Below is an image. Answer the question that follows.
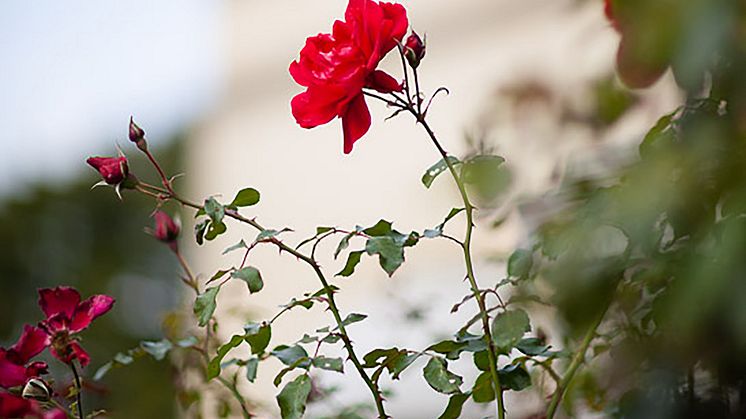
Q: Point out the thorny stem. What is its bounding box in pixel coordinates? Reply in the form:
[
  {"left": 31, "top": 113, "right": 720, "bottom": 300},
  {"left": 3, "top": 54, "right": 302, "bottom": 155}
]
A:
[
  {"left": 418, "top": 115, "right": 506, "bottom": 419},
  {"left": 377, "top": 59, "right": 506, "bottom": 418},
  {"left": 137, "top": 156, "right": 389, "bottom": 418},
  {"left": 545, "top": 308, "right": 607, "bottom": 419},
  {"left": 70, "top": 361, "right": 84, "bottom": 419},
  {"left": 174, "top": 244, "right": 252, "bottom": 419}
]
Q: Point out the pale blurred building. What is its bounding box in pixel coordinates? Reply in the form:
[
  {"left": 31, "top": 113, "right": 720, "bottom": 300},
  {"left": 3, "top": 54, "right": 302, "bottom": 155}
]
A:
[{"left": 185, "top": 0, "right": 679, "bottom": 417}]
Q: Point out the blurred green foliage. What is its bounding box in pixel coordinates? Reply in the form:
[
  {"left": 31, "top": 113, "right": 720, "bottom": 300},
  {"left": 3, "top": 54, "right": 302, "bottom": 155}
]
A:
[
  {"left": 0, "top": 140, "right": 185, "bottom": 418},
  {"left": 504, "top": 0, "right": 746, "bottom": 417}
]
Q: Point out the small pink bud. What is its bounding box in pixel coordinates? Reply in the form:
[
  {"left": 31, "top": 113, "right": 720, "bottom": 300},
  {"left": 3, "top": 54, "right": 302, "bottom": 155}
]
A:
[
  {"left": 86, "top": 156, "right": 129, "bottom": 185},
  {"left": 404, "top": 31, "right": 426, "bottom": 69},
  {"left": 153, "top": 211, "right": 180, "bottom": 245},
  {"left": 128, "top": 117, "right": 147, "bottom": 151}
]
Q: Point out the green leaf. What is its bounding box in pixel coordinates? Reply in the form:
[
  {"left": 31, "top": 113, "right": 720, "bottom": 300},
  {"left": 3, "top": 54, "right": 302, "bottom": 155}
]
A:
[
  {"left": 422, "top": 156, "right": 461, "bottom": 188},
  {"left": 515, "top": 337, "right": 550, "bottom": 356},
  {"left": 428, "top": 340, "right": 468, "bottom": 360},
  {"left": 491, "top": 309, "right": 530, "bottom": 352},
  {"left": 363, "top": 348, "right": 400, "bottom": 368},
  {"left": 204, "top": 197, "right": 225, "bottom": 224},
  {"left": 140, "top": 339, "right": 173, "bottom": 361},
  {"left": 438, "top": 393, "right": 470, "bottom": 419},
  {"left": 272, "top": 345, "right": 310, "bottom": 367},
  {"left": 498, "top": 364, "right": 531, "bottom": 391},
  {"left": 230, "top": 188, "right": 260, "bottom": 207},
  {"left": 363, "top": 219, "right": 393, "bottom": 236},
  {"left": 312, "top": 356, "right": 344, "bottom": 373},
  {"left": 223, "top": 240, "right": 247, "bottom": 255},
  {"left": 277, "top": 374, "right": 311, "bottom": 419},
  {"left": 205, "top": 221, "right": 227, "bottom": 241},
  {"left": 194, "top": 287, "right": 220, "bottom": 327},
  {"left": 507, "top": 249, "right": 533, "bottom": 279},
  {"left": 232, "top": 267, "right": 263, "bottom": 294},
  {"left": 334, "top": 232, "right": 355, "bottom": 259},
  {"left": 365, "top": 236, "right": 404, "bottom": 276},
  {"left": 244, "top": 322, "right": 272, "bottom": 355},
  {"left": 336, "top": 251, "right": 363, "bottom": 277},
  {"left": 471, "top": 371, "right": 495, "bottom": 403},
  {"left": 472, "top": 350, "right": 491, "bottom": 372},
  {"left": 245, "top": 358, "right": 259, "bottom": 383},
  {"left": 640, "top": 109, "right": 678, "bottom": 159},
  {"left": 256, "top": 228, "right": 291, "bottom": 242},
  {"left": 206, "top": 269, "right": 232, "bottom": 285},
  {"left": 339, "top": 313, "right": 367, "bottom": 328},
  {"left": 316, "top": 226, "right": 333, "bottom": 235},
  {"left": 423, "top": 357, "right": 463, "bottom": 395},
  {"left": 194, "top": 219, "right": 209, "bottom": 245},
  {"left": 389, "top": 353, "right": 418, "bottom": 379},
  {"left": 207, "top": 334, "right": 246, "bottom": 380}
]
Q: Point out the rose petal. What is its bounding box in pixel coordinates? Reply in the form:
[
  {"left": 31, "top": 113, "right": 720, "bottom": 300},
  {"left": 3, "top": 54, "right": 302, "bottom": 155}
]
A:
[
  {"left": 366, "top": 70, "right": 403, "bottom": 93},
  {"left": 69, "top": 295, "right": 115, "bottom": 333},
  {"left": 38, "top": 287, "right": 81, "bottom": 319},
  {"left": 291, "top": 87, "right": 347, "bottom": 129},
  {"left": 50, "top": 341, "right": 90, "bottom": 367},
  {"left": 342, "top": 94, "right": 372, "bottom": 154},
  {"left": 0, "top": 392, "right": 36, "bottom": 418},
  {"left": 10, "top": 326, "right": 50, "bottom": 364},
  {"left": 0, "top": 351, "right": 28, "bottom": 388}
]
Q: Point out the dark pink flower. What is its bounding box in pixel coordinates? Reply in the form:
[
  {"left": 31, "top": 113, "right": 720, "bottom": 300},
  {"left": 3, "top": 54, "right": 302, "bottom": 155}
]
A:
[
  {"left": 0, "top": 392, "right": 36, "bottom": 418},
  {"left": 0, "top": 326, "right": 50, "bottom": 389},
  {"left": 37, "top": 287, "right": 115, "bottom": 367},
  {"left": 0, "top": 391, "right": 64, "bottom": 419},
  {"left": 86, "top": 156, "right": 129, "bottom": 185},
  {"left": 153, "top": 211, "right": 180, "bottom": 245},
  {"left": 290, "top": 0, "right": 408, "bottom": 154}
]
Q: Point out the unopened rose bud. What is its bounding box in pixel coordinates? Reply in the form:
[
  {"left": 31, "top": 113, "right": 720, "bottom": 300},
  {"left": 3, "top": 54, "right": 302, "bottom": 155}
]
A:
[
  {"left": 128, "top": 117, "right": 147, "bottom": 151},
  {"left": 86, "top": 156, "right": 129, "bottom": 185},
  {"left": 404, "top": 31, "right": 426, "bottom": 69},
  {"left": 154, "top": 211, "right": 180, "bottom": 249},
  {"left": 22, "top": 378, "right": 51, "bottom": 402}
]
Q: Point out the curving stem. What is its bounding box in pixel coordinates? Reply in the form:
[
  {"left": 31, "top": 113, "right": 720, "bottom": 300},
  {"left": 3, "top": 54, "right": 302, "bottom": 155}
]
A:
[{"left": 70, "top": 361, "right": 84, "bottom": 419}]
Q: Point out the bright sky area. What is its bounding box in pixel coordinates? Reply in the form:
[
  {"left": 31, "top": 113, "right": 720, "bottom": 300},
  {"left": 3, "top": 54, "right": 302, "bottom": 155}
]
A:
[{"left": 0, "top": 1, "right": 222, "bottom": 196}]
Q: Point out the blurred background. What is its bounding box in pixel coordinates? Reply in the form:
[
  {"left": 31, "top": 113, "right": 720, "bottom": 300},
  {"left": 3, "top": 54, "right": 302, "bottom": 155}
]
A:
[{"left": 6, "top": 0, "right": 737, "bottom": 418}]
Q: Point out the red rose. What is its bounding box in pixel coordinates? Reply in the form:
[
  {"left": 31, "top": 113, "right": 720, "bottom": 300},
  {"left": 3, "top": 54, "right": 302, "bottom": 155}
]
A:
[
  {"left": 153, "top": 211, "right": 180, "bottom": 247},
  {"left": 86, "top": 156, "right": 129, "bottom": 185},
  {"left": 290, "top": 0, "right": 408, "bottom": 154},
  {"left": 37, "top": 287, "right": 115, "bottom": 367}
]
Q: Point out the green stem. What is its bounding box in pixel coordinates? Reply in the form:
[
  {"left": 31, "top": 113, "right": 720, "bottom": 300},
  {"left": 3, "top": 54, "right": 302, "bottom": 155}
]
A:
[
  {"left": 417, "top": 116, "right": 506, "bottom": 419},
  {"left": 136, "top": 186, "right": 389, "bottom": 417},
  {"left": 546, "top": 308, "right": 607, "bottom": 419},
  {"left": 70, "top": 361, "right": 84, "bottom": 419},
  {"left": 218, "top": 376, "right": 252, "bottom": 419}
]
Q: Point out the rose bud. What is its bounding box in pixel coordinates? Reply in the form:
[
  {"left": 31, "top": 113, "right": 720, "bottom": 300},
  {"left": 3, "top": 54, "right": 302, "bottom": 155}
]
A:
[
  {"left": 153, "top": 211, "right": 180, "bottom": 250},
  {"left": 404, "top": 31, "right": 426, "bottom": 69},
  {"left": 22, "top": 378, "right": 51, "bottom": 402},
  {"left": 86, "top": 156, "right": 129, "bottom": 185},
  {"left": 128, "top": 116, "right": 147, "bottom": 151}
]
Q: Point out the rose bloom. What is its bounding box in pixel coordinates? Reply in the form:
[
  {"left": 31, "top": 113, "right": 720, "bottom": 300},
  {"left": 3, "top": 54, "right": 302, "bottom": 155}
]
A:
[
  {"left": 0, "top": 326, "right": 49, "bottom": 389},
  {"left": 0, "top": 393, "right": 65, "bottom": 419},
  {"left": 153, "top": 211, "right": 180, "bottom": 244},
  {"left": 37, "top": 287, "right": 115, "bottom": 367},
  {"left": 290, "top": 0, "right": 408, "bottom": 153},
  {"left": 86, "top": 156, "right": 129, "bottom": 185}
]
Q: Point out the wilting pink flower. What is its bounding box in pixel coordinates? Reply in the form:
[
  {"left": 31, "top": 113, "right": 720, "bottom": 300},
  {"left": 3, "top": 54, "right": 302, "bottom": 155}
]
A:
[
  {"left": 0, "top": 392, "right": 36, "bottom": 418},
  {"left": 86, "top": 156, "right": 129, "bottom": 185},
  {"left": 404, "top": 31, "right": 425, "bottom": 68},
  {"left": 0, "top": 392, "right": 65, "bottom": 419},
  {"left": 37, "top": 287, "right": 115, "bottom": 367},
  {"left": 0, "top": 326, "right": 50, "bottom": 389},
  {"left": 153, "top": 211, "right": 180, "bottom": 245},
  {"left": 290, "top": 0, "right": 408, "bottom": 154}
]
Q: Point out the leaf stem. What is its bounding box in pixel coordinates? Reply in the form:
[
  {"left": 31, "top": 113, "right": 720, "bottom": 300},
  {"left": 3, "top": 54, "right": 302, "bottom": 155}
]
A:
[
  {"left": 136, "top": 152, "right": 389, "bottom": 418},
  {"left": 545, "top": 308, "right": 607, "bottom": 419},
  {"left": 385, "top": 64, "right": 506, "bottom": 417},
  {"left": 70, "top": 361, "right": 84, "bottom": 419}
]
